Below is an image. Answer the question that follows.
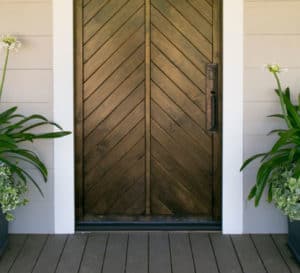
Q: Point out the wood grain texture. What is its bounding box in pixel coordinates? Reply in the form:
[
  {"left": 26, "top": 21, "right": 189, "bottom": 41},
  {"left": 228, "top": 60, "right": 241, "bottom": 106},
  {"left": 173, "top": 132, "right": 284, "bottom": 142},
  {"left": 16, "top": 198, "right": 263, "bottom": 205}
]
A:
[
  {"left": 81, "top": 0, "right": 146, "bottom": 216},
  {"left": 75, "top": 0, "right": 221, "bottom": 221}
]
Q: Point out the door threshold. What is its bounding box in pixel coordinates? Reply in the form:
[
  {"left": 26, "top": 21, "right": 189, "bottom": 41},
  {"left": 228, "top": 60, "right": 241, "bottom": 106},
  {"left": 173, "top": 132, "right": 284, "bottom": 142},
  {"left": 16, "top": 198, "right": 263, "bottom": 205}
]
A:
[{"left": 76, "top": 217, "right": 221, "bottom": 231}]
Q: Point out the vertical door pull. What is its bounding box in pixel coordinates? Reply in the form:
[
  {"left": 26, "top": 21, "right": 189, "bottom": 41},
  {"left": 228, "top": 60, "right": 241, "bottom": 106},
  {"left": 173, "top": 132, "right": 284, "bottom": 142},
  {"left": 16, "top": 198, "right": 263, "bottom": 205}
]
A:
[{"left": 206, "top": 64, "right": 218, "bottom": 132}]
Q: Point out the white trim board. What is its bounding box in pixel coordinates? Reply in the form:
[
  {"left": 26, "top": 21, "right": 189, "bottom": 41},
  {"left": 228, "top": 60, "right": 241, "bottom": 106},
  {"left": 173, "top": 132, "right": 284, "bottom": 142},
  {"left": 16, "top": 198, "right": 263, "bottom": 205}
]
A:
[
  {"left": 53, "top": 0, "right": 75, "bottom": 234},
  {"left": 52, "top": 0, "right": 244, "bottom": 234},
  {"left": 222, "top": 0, "right": 244, "bottom": 234}
]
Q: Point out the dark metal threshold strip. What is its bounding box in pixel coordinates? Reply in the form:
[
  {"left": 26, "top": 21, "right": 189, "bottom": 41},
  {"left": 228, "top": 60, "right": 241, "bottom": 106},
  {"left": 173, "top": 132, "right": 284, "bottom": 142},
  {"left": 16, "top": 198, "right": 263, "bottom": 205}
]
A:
[{"left": 76, "top": 220, "right": 221, "bottom": 231}]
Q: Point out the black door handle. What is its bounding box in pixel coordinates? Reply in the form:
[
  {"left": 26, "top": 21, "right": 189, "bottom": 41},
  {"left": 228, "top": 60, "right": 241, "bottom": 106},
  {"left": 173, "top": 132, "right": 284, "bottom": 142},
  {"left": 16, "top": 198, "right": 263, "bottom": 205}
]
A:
[{"left": 206, "top": 64, "right": 218, "bottom": 132}]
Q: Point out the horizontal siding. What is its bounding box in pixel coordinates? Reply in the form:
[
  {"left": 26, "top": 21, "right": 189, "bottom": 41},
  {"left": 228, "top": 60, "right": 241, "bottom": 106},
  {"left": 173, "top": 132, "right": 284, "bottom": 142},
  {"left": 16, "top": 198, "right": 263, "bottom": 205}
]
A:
[
  {"left": 0, "top": 0, "right": 54, "bottom": 233},
  {"left": 245, "top": 1, "right": 300, "bottom": 34},
  {"left": 0, "top": 2, "right": 52, "bottom": 35},
  {"left": 243, "top": 0, "right": 300, "bottom": 233},
  {"left": 9, "top": 202, "right": 54, "bottom": 233},
  {"left": 244, "top": 68, "right": 300, "bottom": 102},
  {"left": 245, "top": 35, "right": 300, "bottom": 68},
  {"left": 244, "top": 102, "right": 285, "bottom": 135},
  {"left": 2, "top": 70, "right": 52, "bottom": 103},
  {"left": 5, "top": 37, "right": 52, "bottom": 69}
]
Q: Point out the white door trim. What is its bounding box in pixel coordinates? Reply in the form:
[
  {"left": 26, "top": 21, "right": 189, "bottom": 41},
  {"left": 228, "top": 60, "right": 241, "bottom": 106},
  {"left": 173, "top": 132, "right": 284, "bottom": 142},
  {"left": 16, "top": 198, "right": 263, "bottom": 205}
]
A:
[
  {"left": 222, "top": 0, "right": 244, "bottom": 234},
  {"left": 52, "top": 0, "right": 244, "bottom": 234},
  {"left": 53, "top": 0, "right": 75, "bottom": 233}
]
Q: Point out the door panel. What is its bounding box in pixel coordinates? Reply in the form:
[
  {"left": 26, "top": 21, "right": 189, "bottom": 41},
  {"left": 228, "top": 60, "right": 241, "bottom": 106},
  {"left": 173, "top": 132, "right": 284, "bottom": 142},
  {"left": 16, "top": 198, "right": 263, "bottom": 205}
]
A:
[
  {"left": 80, "top": 0, "right": 146, "bottom": 216},
  {"left": 75, "top": 0, "right": 221, "bottom": 221},
  {"left": 150, "top": 0, "right": 213, "bottom": 216}
]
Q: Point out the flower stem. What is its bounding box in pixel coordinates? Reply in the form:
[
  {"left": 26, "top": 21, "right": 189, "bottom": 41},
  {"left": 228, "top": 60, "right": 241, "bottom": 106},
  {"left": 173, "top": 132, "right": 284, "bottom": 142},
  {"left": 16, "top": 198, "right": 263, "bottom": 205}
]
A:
[
  {"left": 0, "top": 47, "right": 10, "bottom": 101},
  {"left": 272, "top": 71, "right": 292, "bottom": 128}
]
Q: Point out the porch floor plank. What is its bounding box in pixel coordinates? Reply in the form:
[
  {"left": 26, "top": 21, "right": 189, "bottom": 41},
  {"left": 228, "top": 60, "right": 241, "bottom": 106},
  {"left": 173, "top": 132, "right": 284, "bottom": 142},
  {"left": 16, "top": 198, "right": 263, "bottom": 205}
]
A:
[
  {"left": 55, "top": 234, "right": 88, "bottom": 273},
  {"left": 189, "top": 233, "right": 219, "bottom": 273},
  {"left": 126, "top": 232, "right": 148, "bottom": 273},
  {"left": 101, "top": 233, "right": 128, "bottom": 273},
  {"left": 0, "top": 235, "right": 27, "bottom": 273},
  {"left": 8, "top": 234, "right": 48, "bottom": 273},
  {"left": 0, "top": 232, "right": 299, "bottom": 273},
  {"left": 210, "top": 233, "right": 243, "bottom": 273},
  {"left": 169, "top": 232, "right": 195, "bottom": 273},
  {"left": 149, "top": 231, "right": 172, "bottom": 273},
  {"left": 231, "top": 235, "right": 266, "bottom": 273},
  {"left": 272, "top": 234, "right": 300, "bottom": 273},
  {"left": 78, "top": 233, "right": 108, "bottom": 273},
  {"left": 32, "top": 235, "right": 67, "bottom": 273},
  {"left": 251, "top": 234, "right": 291, "bottom": 273}
]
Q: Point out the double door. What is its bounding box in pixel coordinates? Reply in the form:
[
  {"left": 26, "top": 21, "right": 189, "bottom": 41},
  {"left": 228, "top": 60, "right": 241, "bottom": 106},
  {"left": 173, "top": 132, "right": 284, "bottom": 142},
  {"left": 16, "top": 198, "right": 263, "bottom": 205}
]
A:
[{"left": 75, "top": 0, "right": 221, "bottom": 222}]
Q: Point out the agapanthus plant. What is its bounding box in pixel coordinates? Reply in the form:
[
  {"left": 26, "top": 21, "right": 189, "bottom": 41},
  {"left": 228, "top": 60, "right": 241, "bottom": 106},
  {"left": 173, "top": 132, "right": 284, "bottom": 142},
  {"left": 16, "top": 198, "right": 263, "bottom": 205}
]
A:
[
  {"left": 241, "top": 64, "right": 300, "bottom": 220},
  {"left": 0, "top": 35, "right": 70, "bottom": 221},
  {"left": 0, "top": 35, "right": 21, "bottom": 100}
]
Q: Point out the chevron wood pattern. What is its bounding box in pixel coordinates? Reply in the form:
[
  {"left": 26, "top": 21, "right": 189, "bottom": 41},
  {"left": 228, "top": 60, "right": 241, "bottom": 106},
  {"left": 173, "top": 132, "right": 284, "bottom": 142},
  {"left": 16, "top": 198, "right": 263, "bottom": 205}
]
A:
[
  {"left": 82, "top": 0, "right": 146, "bottom": 215},
  {"left": 75, "top": 0, "right": 221, "bottom": 221},
  {"left": 150, "top": 0, "right": 214, "bottom": 216}
]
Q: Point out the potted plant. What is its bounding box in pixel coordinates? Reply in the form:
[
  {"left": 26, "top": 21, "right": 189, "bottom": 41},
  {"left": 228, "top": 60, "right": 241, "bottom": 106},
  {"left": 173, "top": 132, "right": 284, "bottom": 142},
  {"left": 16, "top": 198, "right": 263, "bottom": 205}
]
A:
[
  {"left": 241, "top": 64, "right": 300, "bottom": 263},
  {"left": 0, "top": 35, "right": 70, "bottom": 255},
  {"left": 0, "top": 163, "right": 26, "bottom": 255}
]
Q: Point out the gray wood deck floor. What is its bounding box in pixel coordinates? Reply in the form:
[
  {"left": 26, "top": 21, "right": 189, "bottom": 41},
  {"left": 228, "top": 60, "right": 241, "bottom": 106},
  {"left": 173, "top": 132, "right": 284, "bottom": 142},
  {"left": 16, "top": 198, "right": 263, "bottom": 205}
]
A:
[{"left": 0, "top": 232, "right": 299, "bottom": 273}]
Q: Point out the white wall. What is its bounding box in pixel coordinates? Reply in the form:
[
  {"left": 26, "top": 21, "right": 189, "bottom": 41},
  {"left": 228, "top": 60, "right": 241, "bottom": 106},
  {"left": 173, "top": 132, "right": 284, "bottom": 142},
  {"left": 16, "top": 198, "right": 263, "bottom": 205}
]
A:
[
  {"left": 243, "top": 0, "right": 300, "bottom": 233},
  {"left": 0, "top": 0, "right": 54, "bottom": 233}
]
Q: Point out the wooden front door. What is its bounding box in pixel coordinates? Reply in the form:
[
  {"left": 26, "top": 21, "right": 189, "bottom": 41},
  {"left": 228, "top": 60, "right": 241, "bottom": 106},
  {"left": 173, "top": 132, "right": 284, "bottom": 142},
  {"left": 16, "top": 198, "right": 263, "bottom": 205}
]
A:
[{"left": 75, "top": 0, "right": 222, "bottom": 222}]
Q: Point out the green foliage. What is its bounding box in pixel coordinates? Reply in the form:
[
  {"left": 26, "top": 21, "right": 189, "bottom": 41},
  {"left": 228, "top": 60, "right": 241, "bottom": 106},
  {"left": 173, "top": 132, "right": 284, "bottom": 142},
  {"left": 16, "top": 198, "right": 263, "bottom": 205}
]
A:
[
  {"left": 0, "top": 106, "right": 71, "bottom": 201},
  {"left": 241, "top": 67, "right": 300, "bottom": 212},
  {"left": 270, "top": 164, "right": 300, "bottom": 220},
  {"left": 0, "top": 162, "right": 28, "bottom": 221},
  {"left": 0, "top": 35, "right": 71, "bottom": 221}
]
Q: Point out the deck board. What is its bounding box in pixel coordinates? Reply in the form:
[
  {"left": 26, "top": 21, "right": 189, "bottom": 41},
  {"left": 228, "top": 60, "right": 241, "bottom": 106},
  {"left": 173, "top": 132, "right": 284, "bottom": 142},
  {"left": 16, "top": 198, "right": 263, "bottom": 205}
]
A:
[
  {"left": 9, "top": 235, "right": 48, "bottom": 273},
  {"left": 78, "top": 233, "right": 108, "bottom": 273},
  {"left": 169, "top": 232, "right": 195, "bottom": 273},
  {"left": 0, "top": 232, "right": 299, "bottom": 273},
  {"left": 189, "top": 233, "right": 219, "bottom": 273},
  {"left": 252, "top": 234, "right": 291, "bottom": 273},
  {"left": 210, "top": 233, "right": 243, "bottom": 273},
  {"left": 231, "top": 235, "right": 266, "bottom": 273},
  {"left": 126, "top": 232, "right": 148, "bottom": 273},
  {"left": 32, "top": 235, "right": 67, "bottom": 273},
  {"left": 0, "top": 235, "right": 27, "bottom": 273},
  {"left": 149, "top": 232, "right": 172, "bottom": 273},
  {"left": 102, "top": 233, "right": 128, "bottom": 273},
  {"left": 55, "top": 234, "right": 88, "bottom": 273},
  {"left": 272, "top": 234, "right": 300, "bottom": 273}
]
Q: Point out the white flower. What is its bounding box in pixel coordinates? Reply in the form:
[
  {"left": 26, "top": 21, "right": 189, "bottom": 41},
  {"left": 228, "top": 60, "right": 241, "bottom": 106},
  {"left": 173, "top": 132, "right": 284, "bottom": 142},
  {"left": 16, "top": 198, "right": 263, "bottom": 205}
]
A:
[
  {"left": 0, "top": 35, "right": 21, "bottom": 52},
  {"left": 266, "top": 64, "right": 288, "bottom": 73}
]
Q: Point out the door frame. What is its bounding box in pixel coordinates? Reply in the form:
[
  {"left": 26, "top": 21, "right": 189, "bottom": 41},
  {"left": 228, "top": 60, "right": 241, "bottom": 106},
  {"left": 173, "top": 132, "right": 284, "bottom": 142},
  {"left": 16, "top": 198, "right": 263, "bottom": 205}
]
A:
[{"left": 52, "top": 0, "right": 244, "bottom": 234}]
